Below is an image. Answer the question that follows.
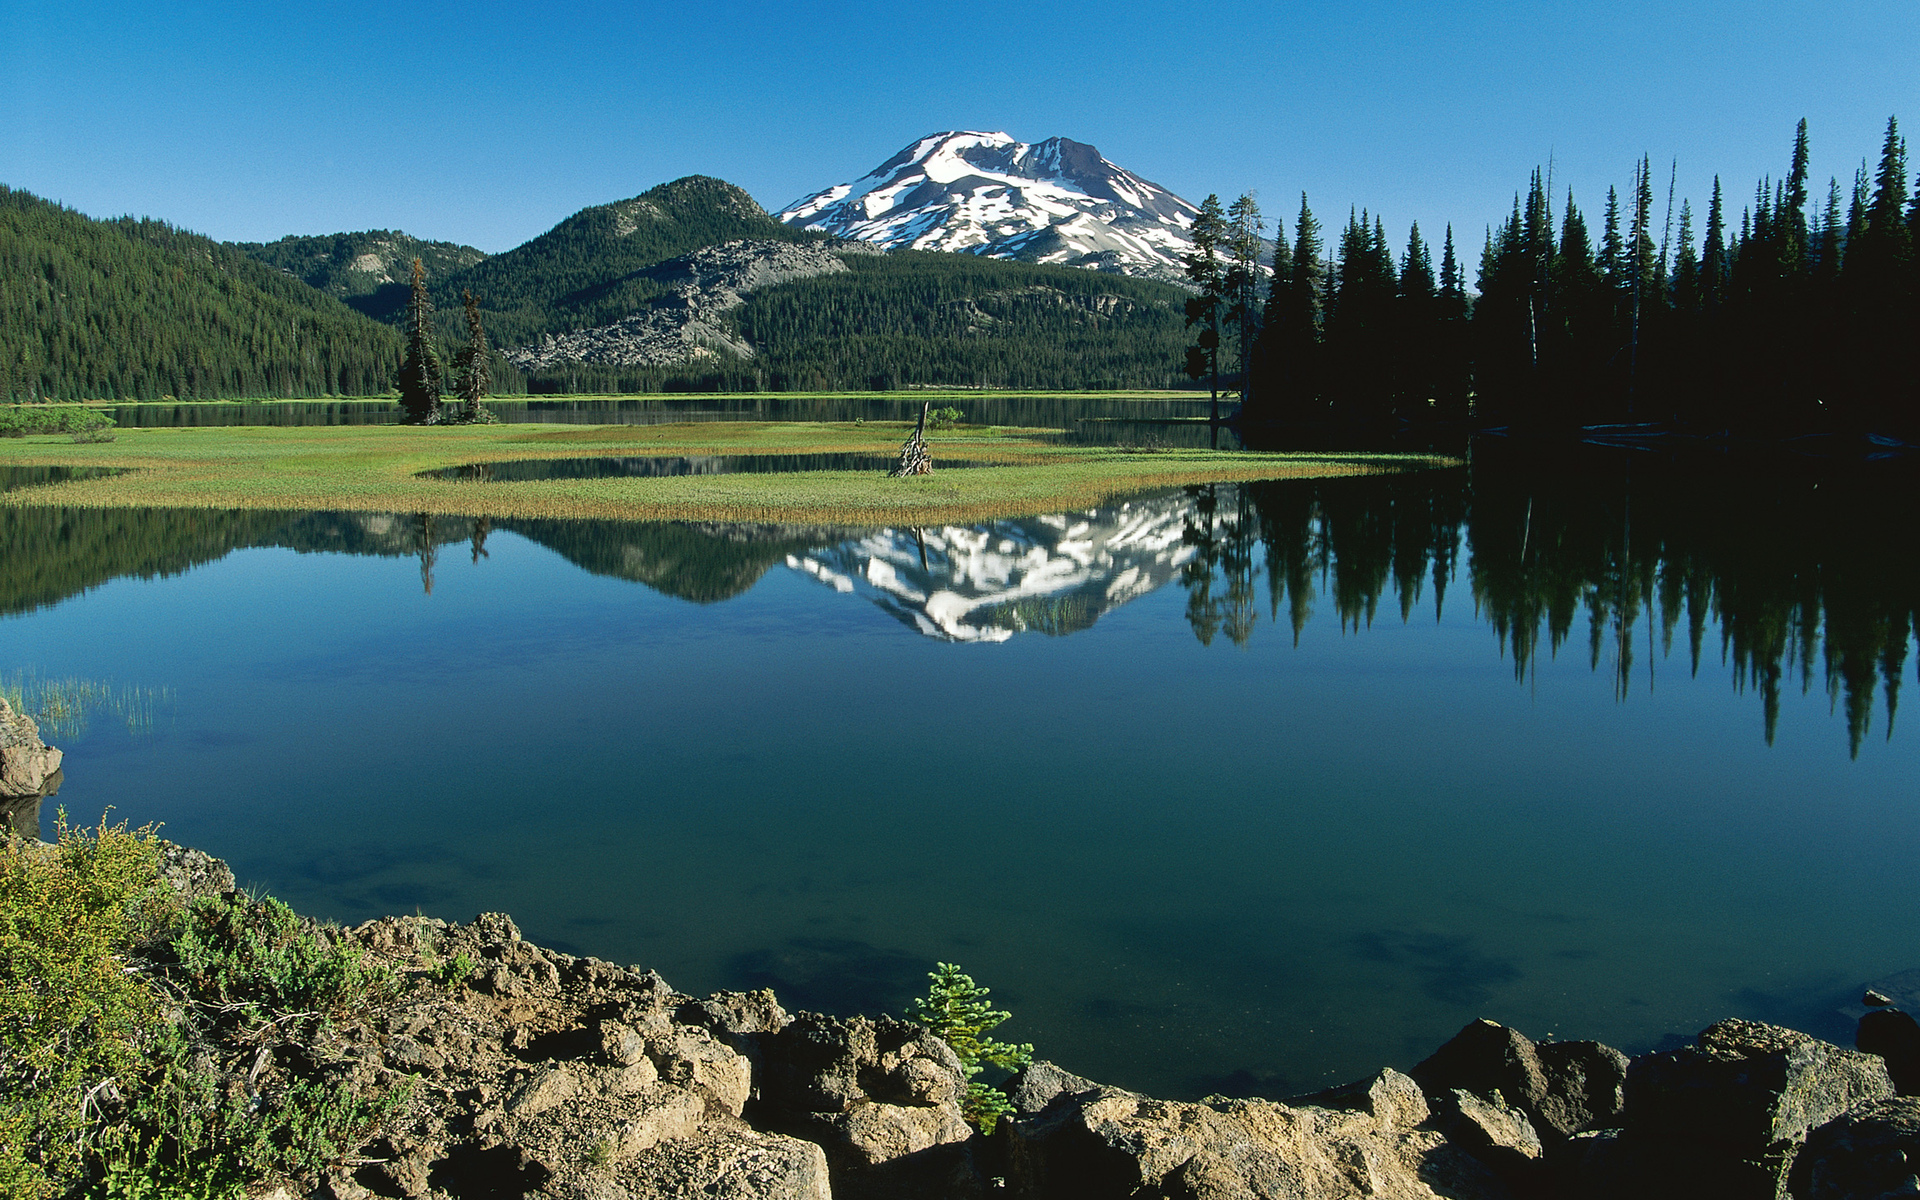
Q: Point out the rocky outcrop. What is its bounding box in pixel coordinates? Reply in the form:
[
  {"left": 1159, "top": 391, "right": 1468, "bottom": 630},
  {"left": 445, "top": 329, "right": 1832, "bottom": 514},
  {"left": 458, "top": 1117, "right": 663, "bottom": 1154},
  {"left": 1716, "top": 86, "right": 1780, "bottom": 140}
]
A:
[
  {"left": 1410, "top": 1018, "right": 1628, "bottom": 1143},
  {"left": 93, "top": 849, "right": 1920, "bottom": 1200},
  {"left": 0, "top": 696, "right": 61, "bottom": 798},
  {"left": 1790, "top": 1096, "right": 1920, "bottom": 1199},
  {"left": 1548, "top": 1018, "right": 1898, "bottom": 1199},
  {"left": 753, "top": 1012, "right": 981, "bottom": 1200},
  {"left": 503, "top": 239, "right": 879, "bottom": 370},
  {"left": 0, "top": 696, "right": 62, "bottom": 839},
  {"left": 1002, "top": 1069, "right": 1509, "bottom": 1200}
]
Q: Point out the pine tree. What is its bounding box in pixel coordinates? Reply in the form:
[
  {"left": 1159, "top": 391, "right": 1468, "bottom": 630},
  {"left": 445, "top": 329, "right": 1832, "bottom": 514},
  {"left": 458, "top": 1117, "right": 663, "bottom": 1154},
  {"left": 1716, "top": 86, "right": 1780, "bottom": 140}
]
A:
[
  {"left": 1182, "top": 194, "right": 1229, "bottom": 423},
  {"left": 1434, "top": 225, "right": 1471, "bottom": 421},
  {"left": 452, "top": 290, "right": 492, "bottom": 422},
  {"left": 398, "top": 258, "right": 443, "bottom": 423},
  {"left": 1223, "top": 193, "right": 1265, "bottom": 397},
  {"left": 1248, "top": 194, "right": 1322, "bottom": 423},
  {"left": 1702, "top": 178, "right": 1728, "bottom": 311}
]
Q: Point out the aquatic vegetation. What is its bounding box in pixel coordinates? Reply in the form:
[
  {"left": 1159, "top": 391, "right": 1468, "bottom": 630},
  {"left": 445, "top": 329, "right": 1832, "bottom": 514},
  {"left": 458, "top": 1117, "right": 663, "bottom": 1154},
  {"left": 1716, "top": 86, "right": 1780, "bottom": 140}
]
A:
[{"left": 0, "top": 671, "right": 173, "bottom": 740}]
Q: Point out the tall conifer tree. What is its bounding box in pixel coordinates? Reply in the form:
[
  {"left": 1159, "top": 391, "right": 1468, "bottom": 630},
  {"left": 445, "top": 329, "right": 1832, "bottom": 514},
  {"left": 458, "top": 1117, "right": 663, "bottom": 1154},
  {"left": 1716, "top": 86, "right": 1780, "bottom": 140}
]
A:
[{"left": 398, "top": 258, "right": 442, "bottom": 423}]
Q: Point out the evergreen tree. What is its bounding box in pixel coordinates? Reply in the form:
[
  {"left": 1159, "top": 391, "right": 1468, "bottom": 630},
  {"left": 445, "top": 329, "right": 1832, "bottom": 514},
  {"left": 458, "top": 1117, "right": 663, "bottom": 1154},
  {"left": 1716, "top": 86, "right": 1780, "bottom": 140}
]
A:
[
  {"left": 397, "top": 258, "right": 443, "bottom": 423},
  {"left": 1395, "top": 222, "right": 1438, "bottom": 416},
  {"left": 1248, "top": 194, "right": 1323, "bottom": 422},
  {"left": 452, "top": 290, "right": 492, "bottom": 421},
  {"left": 1223, "top": 193, "right": 1266, "bottom": 397},
  {"left": 1702, "top": 178, "right": 1728, "bottom": 311},
  {"left": 1434, "top": 225, "right": 1472, "bottom": 422},
  {"left": 1182, "top": 194, "right": 1229, "bottom": 422}
]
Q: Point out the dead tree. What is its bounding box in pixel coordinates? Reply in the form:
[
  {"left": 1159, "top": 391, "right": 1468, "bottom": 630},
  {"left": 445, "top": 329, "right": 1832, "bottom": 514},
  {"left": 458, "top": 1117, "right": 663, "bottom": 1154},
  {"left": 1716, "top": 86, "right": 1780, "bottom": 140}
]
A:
[{"left": 889, "top": 403, "right": 933, "bottom": 476}]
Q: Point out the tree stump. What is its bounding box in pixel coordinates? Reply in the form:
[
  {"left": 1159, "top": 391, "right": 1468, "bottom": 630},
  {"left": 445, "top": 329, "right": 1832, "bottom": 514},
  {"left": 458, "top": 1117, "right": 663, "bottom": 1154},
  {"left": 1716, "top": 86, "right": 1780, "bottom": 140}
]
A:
[{"left": 889, "top": 402, "right": 933, "bottom": 476}]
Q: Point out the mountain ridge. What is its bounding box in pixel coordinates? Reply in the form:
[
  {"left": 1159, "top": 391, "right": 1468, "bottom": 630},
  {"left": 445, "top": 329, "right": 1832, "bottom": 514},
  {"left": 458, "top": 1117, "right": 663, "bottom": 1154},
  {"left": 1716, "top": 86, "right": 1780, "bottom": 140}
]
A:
[{"left": 777, "top": 131, "right": 1201, "bottom": 285}]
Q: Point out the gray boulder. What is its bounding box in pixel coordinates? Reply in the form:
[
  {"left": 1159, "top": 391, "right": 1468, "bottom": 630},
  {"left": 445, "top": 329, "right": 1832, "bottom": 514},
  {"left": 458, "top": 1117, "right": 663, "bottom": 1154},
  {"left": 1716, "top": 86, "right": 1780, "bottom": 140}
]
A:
[
  {"left": 1856, "top": 1009, "right": 1920, "bottom": 1095},
  {"left": 1430, "top": 1088, "right": 1543, "bottom": 1177},
  {"left": 0, "top": 696, "right": 62, "bottom": 815},
  {"left": 1621, "top": 1019, "right": 1895, "bottom": 1198},
  {"left": 1411, "top": 1019, "right": 1627, "bottom": 1139},
  {"left": 1791, "top": 1096, "right": 1920, "bottom": 1199},
  {"left": 1005, "top": 1082, "right": 1510, "bottom": 1200},
  {"left": 756, "top": 1012, "right": 981, "bottom": 1200},
  {"left": 1005, "top": 1060, "right": 1101, "bottom": 1116},
  {"left": 1286, "top": 1068, "right": 1430, "bottom": 1133}
]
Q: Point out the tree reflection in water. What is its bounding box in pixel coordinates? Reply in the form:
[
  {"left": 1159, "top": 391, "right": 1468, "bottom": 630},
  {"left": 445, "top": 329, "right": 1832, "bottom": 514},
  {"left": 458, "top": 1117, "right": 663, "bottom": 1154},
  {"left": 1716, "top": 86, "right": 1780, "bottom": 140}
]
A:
[{"left": 1167, "top": 446, "right": 1917, "bottom": 757}]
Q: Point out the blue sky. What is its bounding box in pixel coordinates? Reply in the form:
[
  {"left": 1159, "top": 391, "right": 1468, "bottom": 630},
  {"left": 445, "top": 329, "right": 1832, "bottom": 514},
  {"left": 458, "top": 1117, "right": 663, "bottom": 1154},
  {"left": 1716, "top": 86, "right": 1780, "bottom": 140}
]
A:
[{"left": 4, "top": 0, "right": 1915, "bottom": 260}]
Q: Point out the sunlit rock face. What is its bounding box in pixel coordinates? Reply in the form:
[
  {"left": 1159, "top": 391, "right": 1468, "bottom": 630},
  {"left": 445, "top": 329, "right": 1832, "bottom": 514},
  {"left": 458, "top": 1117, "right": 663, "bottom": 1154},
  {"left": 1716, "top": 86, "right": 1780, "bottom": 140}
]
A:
[{"left": 785, "top": 492, "right": 1201, "bottom": 642}]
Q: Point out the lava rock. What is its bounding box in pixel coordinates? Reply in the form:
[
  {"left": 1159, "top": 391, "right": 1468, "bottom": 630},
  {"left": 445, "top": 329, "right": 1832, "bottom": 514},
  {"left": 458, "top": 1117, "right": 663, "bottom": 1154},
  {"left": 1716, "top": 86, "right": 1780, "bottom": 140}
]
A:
[
  {"left": 1857, "top": 1009, "right": 1920, "bottom": 1095},
  {"left": 0, "top": 697, "right": 62, "bottom": 803},
  {"left": 1005, "top": 1060, "right": 1103, "bottom": 1116},
  {"left": 1411, "top": 1019, "right": 1627, "bottom": 1140},
  {"left": 1006, "top": 1086, "right": 1509, "bottom": 1200},
  {"left": 1792, "top": 1096, "right": 1920, "bottom": 1199}
]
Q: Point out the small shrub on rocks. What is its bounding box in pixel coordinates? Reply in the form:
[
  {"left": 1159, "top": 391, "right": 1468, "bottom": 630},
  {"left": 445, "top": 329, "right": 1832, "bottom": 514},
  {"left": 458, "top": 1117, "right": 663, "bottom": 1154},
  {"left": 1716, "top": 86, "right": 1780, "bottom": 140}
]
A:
[{"left": 910, "top": 962, "right": 1033, "bottom": 1134}]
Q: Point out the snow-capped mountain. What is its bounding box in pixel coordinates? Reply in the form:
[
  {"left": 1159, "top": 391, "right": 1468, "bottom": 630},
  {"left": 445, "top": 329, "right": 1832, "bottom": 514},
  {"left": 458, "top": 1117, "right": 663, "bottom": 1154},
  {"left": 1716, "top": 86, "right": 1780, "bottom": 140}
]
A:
[
  {"left": 776, "top": 131, "right": 1201, "bottom": 284},
  {"left": 783, "top": 492, "right": 1203, "bottom": 642}
]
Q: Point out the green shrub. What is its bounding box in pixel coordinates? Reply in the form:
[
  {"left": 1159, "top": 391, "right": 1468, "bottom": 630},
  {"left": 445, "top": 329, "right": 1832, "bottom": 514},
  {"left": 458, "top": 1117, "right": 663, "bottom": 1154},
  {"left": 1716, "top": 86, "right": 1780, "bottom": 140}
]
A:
[
  {"left": 1, "top": 817, "right": 405, "bottom": 1199},
  {"left": 169, "top": 893, "right": 395, "bottom": 1026},
  {"left": 910, "top": 963, "right": 1033, "bottom": 1134},
  {"left": 0, "top": 813, "right": 179, "bottom": 1199},
  {"left": 927, "top": 406, "right": 965, "bottom": 430},
  {"left": 0, "top": 406, "right": 117, "bottom": 439}
]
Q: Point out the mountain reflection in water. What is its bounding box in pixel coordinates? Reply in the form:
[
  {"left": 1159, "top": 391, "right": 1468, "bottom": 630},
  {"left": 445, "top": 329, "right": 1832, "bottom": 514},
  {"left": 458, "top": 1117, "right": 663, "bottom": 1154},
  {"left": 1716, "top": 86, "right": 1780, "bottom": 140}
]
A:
[{"left": 0, "top": 445, "right": 1912, "bottom": 750}]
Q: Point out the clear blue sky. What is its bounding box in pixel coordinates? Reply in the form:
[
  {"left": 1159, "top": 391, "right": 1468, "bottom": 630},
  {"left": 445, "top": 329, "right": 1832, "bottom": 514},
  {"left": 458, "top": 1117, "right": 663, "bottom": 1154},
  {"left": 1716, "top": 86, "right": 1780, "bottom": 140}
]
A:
[{"left": 4, "top": 0, "right": 1915, "bottom": 261}]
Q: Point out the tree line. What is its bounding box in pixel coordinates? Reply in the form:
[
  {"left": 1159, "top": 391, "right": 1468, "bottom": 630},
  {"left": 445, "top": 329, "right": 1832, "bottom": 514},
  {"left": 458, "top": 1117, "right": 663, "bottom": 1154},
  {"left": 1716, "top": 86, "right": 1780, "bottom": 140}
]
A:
[
  {"left": 0, "top": 187, "right": 403, "bottom": 402},
  {"left": 1206, "top": 116, "right": 1916, "bottom": 440}
]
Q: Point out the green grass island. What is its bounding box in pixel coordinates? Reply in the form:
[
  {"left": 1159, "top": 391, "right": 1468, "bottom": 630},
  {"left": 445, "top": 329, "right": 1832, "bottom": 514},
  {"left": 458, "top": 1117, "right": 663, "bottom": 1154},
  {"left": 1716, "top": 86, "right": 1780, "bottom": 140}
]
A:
[{"left": 0, "top": 411, "right": 1455, "bottom": 525}]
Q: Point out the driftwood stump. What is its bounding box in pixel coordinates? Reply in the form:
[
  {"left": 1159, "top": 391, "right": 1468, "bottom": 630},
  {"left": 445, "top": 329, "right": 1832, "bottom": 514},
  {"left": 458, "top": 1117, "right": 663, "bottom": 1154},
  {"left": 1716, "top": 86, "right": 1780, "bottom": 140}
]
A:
[{"left": 889, "top": 402, "right": 933, "bottom": 476}]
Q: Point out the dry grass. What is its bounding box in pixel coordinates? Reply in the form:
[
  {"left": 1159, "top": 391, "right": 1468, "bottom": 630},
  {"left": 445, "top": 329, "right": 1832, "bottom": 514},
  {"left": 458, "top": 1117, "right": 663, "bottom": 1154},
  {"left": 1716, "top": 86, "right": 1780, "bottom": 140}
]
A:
[{"left": 0, "top": 422, "right": 1454, "bottom": 524}]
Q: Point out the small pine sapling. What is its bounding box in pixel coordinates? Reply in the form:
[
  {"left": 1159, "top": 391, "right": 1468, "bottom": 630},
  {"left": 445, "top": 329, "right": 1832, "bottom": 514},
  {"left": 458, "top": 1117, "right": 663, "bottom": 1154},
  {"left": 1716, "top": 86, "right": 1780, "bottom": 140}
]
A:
[{"left": 910, "top": 963, "right": 1033, "bottom": 1134}]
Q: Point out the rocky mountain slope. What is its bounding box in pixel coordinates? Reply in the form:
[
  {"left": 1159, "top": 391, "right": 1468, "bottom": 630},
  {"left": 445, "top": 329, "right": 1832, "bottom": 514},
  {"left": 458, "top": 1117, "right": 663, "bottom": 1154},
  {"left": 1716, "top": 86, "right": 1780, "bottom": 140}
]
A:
[
  {"left": 431, "top": 177, "right": 823, "bottom": 351},
  {"left": 777, "top": 132, "right": 1201, "bottom": 285},
  {"left": 238, "top": 230, "right": 488, "bottom": 321},
  {"left": 502, "top": 239, "right": 875, "bottom": 370}
]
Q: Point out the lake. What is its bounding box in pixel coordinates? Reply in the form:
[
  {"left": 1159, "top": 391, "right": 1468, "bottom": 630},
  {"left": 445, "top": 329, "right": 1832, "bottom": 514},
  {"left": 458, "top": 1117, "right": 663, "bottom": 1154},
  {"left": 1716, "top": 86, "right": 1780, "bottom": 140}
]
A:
[
  {"left": 1, "top": 442, "right": 1914, "bottom": 1100},
  {"left": 101, "top": 395, "right": 1238, "bottom": 448}
]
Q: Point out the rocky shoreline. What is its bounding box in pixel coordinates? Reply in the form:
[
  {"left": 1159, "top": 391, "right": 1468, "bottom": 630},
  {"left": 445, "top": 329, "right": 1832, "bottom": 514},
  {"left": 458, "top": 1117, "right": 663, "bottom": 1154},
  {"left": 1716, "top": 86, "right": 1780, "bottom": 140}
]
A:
[
  {"left": 123, "top": 848, "right": 1920, "bottom": 1200},
  {"left": 8, "top": 697, "right": 1920, "bottom": 1199}
]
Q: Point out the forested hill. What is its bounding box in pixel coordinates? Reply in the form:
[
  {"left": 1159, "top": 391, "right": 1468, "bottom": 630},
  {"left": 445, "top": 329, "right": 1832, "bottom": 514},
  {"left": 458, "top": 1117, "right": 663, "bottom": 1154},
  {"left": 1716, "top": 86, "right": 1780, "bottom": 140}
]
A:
[
  {"left": 429, "top": 176, "right": 823, "bottom": 349},
  {"left": 723, "top": 251, "right": 1192, "bottom": 392},
  {"left": 237, "top": 230, "right": 488, "bottom": 322},
  {"left": 1, "top": 186, "right": 403, "bottom": 402}
]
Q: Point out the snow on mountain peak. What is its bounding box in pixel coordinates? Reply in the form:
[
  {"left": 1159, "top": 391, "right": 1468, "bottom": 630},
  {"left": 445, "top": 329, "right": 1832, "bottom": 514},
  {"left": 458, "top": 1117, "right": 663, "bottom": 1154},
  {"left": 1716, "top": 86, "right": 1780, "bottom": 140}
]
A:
[{"left": 776, "top": 131, "right": 1201, "bottom": 283}]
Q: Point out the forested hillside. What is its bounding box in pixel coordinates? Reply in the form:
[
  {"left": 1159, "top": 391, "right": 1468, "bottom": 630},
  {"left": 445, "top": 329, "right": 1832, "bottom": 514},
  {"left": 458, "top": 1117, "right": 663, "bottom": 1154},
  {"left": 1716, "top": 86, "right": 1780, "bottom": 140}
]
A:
[
  {"left": 732, "top": 251, "right": 1191, "bottom": 391},
  {"left": 238, "top": 230, "right": 488, "bottom": 321},
  {"left": 495, "top": 250, "right": 1195, "bottom": 393},
  {"left": 0, "top": 187, "right": 404, "bottom": 401},
  {"left": 433, "top": 176, "right": 820, "bottom": 349}
]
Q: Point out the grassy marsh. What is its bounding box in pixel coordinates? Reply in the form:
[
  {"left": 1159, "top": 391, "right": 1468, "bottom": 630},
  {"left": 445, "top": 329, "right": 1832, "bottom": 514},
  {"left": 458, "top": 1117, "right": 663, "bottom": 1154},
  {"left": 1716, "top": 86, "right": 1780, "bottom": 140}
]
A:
[{"left": 0, "top": 421, "right": 1453, "bottom": 523}]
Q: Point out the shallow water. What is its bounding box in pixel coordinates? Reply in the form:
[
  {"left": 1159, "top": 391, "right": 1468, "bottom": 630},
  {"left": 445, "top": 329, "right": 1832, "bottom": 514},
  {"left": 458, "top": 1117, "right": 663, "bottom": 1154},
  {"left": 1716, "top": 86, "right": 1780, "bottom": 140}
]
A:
[
  {"left": 2, "top": 446, "right": 1914, "bottom": 1099},
  {"left": 102, "top": 396, "right": 1237, "bottom": 449},
  {"left": 0, "top": 464, "right": 128, "bottom": 492},
  {"left": 419, "top": 453, "right": 995, "bottom": 482}
]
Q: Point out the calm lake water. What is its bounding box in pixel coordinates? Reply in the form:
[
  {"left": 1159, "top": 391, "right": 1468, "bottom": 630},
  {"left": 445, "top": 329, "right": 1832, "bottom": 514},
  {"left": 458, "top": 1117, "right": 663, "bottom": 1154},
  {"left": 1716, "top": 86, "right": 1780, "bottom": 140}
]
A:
[
  {"left": 2, "top": 445, "right": 1914, "bottom": 1100},
  {"left": 102, "top": 395, "right": 1237, "bottom": 448}
]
